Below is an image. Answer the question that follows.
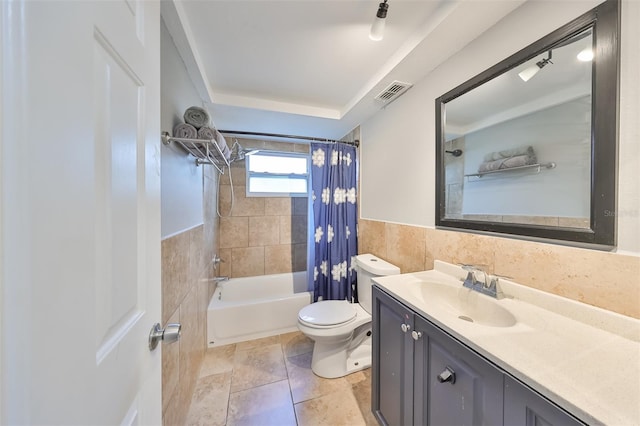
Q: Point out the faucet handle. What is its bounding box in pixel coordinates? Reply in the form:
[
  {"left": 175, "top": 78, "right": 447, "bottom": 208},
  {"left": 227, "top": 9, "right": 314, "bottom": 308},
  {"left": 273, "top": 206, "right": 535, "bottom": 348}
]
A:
[
  {"left": 460, "top": 265, "right": 480, "bottom": 281},
  {"left": 212, "top": 254, "right": 225, "bottom": 271},
  {"left": 460, "top": 266, "right": 475, "bottom": 279},
  {"left": 483, "top": 274, "right": 506, "bottom": 299},
  {"left": 486, "top": 274, "right": 499, "bottom": 288}
]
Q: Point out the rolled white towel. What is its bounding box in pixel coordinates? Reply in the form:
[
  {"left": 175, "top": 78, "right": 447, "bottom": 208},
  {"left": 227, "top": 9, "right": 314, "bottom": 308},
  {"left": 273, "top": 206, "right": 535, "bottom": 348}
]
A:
[
  {"left": 197, "top": 126, "right": 216, "bottom": 141},
  {"left": 183, "top": 106, "right": 210, "bottom": 129},
  {"left": 197, "top": 127, "right": 231, "bottom": 159},
  {"left": 214, "top": 129, "right": 229, "bottom": 151},
  {"left": 216, "top": 132, "right": 231, "bottom": 160},
  {"left": 173, "top": 123, "right": 197, "bottom": 139}
]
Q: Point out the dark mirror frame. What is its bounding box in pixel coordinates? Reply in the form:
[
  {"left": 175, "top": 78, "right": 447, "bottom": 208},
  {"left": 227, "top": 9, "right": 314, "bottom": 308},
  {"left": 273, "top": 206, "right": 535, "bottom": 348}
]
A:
[{"left": 435, "top": 0, "right": 619, "bottom": 249}]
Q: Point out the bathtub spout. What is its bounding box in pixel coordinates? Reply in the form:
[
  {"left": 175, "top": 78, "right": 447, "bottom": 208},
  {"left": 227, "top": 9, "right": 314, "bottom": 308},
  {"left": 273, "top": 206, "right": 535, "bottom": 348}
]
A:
[{"left": 213, "top": 276, "right": 229, "bottom": 283}]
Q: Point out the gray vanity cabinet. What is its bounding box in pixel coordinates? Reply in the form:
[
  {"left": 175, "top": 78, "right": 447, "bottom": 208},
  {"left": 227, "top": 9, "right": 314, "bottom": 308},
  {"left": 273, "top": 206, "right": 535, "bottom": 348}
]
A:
[
  {"left": 504, "top": 377, "right": 583, "bottom": 426},
  {"left": 373, "top": 285, "right": 583, "bottom": 426},
  {"left": 373, "top": 286, "right": 503, "bottom": 426},
  {"left": 420, "top": 314, "right": 504, "bottom": 426},
  {"left": 372, "top": 286, "right": 416, "bottom": 426}
]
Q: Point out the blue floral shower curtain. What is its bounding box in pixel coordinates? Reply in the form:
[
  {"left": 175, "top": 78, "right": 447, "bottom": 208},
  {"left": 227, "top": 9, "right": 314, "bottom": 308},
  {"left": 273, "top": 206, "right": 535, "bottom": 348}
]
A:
[{"left": 309, "top": 142, "right": 358, "bottom": 303}]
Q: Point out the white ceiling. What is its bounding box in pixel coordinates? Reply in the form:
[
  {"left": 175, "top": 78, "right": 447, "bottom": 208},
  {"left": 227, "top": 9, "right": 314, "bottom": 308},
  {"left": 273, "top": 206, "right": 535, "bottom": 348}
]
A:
[{"left": 162, "top": 0, "right": 527, "bottom": 141}]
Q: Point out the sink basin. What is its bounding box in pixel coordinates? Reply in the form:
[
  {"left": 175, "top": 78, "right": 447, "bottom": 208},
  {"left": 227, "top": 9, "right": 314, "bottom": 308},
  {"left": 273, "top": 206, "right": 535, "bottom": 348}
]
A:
[{"left": 409, "top": 281, "right": 517, "bottom": 327}]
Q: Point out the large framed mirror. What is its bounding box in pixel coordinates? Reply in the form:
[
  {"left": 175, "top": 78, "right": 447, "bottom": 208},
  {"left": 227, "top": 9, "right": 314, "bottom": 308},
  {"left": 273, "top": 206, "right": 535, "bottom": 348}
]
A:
[{"left": 435, "top": 0, "right": 619, "bottom": 248}]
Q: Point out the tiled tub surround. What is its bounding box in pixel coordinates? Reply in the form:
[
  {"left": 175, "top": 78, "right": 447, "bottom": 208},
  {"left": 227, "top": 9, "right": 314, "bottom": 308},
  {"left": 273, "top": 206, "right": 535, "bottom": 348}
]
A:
[
  {"left": 162, "top": 225, "right": 208, "bottom": 425},
  {"left": 358, "top": 219, "right": 640, "bottom": 319},
  {"left": 163, "top": 165, "right": 220, "bottom": 425},
  {"left": 373, "top": 261, "right": 640, "bottom": 424},
  {"left": 217, "top": 138, "right": 309, "bottom": 278},
  {"left": 185, "top": 332, "right": 377, "bottom": 426}
]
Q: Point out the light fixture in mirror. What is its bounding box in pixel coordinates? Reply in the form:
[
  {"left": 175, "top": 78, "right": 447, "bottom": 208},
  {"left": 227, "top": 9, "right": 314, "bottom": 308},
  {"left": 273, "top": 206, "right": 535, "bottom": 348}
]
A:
[
  {"left": 435, "top": 0, "right": 619, "bottom": 248},
  {"left": 577, "top": 48, "right": 594, "bottom": 62},
  {"left": 518, "top": 50, "right": 554, "bottom": 82}
]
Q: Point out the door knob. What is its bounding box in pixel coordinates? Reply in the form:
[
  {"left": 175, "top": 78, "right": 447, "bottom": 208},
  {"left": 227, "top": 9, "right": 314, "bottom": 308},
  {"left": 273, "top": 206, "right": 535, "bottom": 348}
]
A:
[
  {"left": 411, "top": 330, "right": 422, "bottom": 340},
  {"left": 437, "top": 367, "right": 456, "bottom": 384},
  {"left": 401, "top": 323, "right": 411, "bottom": 333},
  {"left": 148, "top": 322, "right": 181, "bottom": 351}
]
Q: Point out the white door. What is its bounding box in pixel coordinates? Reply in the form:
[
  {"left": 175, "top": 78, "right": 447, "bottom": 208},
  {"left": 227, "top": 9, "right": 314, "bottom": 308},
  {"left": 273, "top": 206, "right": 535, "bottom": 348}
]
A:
[{"left": 1, "top": 1, "right": 162, "bottom": 424}]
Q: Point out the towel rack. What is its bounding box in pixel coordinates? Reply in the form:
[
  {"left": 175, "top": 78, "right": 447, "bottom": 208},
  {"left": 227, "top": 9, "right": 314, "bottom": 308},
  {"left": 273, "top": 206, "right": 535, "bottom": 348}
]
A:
[
  {"left": 161, "top": 131, "right": 230, "bottom": 174},
  {"left": 464, "top": 162, "right": 556, "bottom": 179}
]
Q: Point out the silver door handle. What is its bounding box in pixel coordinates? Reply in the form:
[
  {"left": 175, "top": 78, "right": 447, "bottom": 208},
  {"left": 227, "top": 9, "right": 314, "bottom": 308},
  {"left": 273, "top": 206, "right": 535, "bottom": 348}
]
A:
[
  {"left": 148, "top": 322, "right": 181, "bottom": 351},
  {"left": 411, "top": 330, "right": 423, "bottom": 340},
  {"left": 400, "top": 323, "right": 411, "bottom": 333}
]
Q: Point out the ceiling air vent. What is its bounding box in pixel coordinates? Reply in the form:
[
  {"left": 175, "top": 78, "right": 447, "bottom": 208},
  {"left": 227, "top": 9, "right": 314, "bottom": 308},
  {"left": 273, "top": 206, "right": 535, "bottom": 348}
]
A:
[{"left": 374, "top": 81, "right": 413, "bottom": 104}]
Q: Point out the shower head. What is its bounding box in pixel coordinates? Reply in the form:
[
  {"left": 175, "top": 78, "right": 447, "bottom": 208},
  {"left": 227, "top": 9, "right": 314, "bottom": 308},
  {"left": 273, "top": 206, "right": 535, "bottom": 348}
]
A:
[
  {"left": 445, "top": 149, "right": 463, "bottom": 157},
  {"left": 229, "top": 141, "right": 260, "bottom": 163}
]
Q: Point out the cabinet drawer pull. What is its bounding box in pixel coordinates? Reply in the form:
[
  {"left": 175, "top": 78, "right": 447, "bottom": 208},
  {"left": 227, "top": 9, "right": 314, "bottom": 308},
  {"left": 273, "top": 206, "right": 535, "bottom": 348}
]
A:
[
  {"left": 437, "top": 367, "right": 456, "bottom": 384},
  {"left": 411, "top": 330, "right": 423, "bottom": 340},
  {"left": 401, "top": 323, "right": 411, "bottom": 333}
]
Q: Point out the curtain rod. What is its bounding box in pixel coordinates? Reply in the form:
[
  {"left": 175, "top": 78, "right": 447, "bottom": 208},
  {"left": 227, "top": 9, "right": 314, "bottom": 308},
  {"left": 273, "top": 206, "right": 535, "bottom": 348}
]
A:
[{"left": 218, "top": 130, "right": 360, "bottom": 148}]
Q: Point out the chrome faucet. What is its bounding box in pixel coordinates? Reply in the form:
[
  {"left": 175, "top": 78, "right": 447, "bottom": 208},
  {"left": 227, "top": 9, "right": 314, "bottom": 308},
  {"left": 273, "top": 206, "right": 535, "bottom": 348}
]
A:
[
  {"left": 460, "top": 265, "right": 503, "bottom": 299},
  {"left": 211, "top": 255, "right": 228, "bottom": 283}
]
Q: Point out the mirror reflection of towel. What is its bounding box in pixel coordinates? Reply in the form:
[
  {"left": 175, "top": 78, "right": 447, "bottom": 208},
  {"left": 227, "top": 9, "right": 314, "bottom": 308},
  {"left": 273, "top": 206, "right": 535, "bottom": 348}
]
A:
[
  {"left": 478, "top": 154, "right": 537, "bottom": 173},
  {"left": 483, "top": 146, "right": 535, "bottom": 162}
]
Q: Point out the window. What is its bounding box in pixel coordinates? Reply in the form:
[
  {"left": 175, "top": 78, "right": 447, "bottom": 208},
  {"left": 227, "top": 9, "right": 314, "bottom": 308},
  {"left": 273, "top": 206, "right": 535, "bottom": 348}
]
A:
[{"left": 246, "top": 151, "right": 309, "bottom": 197}]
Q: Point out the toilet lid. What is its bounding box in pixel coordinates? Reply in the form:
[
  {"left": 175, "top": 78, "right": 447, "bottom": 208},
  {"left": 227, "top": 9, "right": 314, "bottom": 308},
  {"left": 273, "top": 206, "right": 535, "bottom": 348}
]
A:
[{"left": 298, "top": 301, "right": 356, "bottom": 326}]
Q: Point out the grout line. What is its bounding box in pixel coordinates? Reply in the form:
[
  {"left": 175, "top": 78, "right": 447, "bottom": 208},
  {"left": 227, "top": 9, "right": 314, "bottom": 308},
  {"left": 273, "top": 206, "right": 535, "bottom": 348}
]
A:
[
  {"left": 280, "top": 340, "right": 300, "bottom": 425},
  {"left": 225, "top": 343, "right": 239, "bottom": 425},
  {"left": 228, "top": 377, "right": 291, "bottom": 396},
  {"left": 224, "top": 378, "right": 232, "bottom": 426}
]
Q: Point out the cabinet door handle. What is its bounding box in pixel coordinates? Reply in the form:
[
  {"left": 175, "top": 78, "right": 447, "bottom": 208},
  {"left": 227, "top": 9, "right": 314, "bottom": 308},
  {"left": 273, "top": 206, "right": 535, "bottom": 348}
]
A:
[
  {"left": 411, "top": 330, "right": 422, "bottom": 340},
  {"left": 437, "top": 367, "right": 456, "bottom": 384},
  {"left": 401, "top": 323, "right": 411, "bottom": 333}
]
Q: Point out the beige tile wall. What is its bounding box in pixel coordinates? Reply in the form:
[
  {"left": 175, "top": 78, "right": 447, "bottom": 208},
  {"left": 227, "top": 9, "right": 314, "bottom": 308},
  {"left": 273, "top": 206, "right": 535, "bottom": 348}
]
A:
[
  {"left": 218, "top": 138, "right": 309, "bottom": 278},
  {"left": 359, "top": 218, "right": 640, "bottom": 319},
  {"left": 162, "top": 167, "right": 220, "bottom": 425}
]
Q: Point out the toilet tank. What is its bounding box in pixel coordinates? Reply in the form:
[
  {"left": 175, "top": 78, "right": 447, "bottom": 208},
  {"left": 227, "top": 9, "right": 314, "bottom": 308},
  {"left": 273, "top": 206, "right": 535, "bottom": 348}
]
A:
[{"left": 355, "top": 254, "right": 400, "bottom": 314}]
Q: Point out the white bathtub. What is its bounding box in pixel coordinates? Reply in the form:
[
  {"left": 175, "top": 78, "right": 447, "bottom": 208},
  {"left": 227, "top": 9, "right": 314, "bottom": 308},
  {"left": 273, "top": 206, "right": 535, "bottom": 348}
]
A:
[{"left": 207, "top": 271, "right": 312, "bottom": 347}]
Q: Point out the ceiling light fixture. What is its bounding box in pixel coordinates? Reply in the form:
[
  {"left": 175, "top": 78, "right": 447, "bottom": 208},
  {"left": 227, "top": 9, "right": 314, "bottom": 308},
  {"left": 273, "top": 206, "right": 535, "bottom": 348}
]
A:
[
  {"left": 518, "top": 50, "right": 553, "bottom": 82},
  {"left": 369, "top": 0, "right": 389, "bottom": 41}
]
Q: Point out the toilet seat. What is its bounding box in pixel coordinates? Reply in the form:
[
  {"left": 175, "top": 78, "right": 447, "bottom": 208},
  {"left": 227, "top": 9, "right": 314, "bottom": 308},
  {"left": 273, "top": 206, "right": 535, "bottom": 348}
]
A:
[{"left": 298, "top": 300, "right": 356, "bottom": 328}]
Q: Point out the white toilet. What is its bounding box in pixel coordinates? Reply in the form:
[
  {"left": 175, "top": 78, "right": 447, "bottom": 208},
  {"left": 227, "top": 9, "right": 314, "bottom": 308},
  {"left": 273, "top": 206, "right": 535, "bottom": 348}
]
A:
[{"left": 297, "top": 254, "right": 400, "bottom": 378}]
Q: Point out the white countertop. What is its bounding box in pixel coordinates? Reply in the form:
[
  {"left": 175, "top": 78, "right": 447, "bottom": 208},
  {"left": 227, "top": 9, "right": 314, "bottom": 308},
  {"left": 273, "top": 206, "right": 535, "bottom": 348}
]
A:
[{"left": 372, "top": 261, "right": 640, "bottom": 425}]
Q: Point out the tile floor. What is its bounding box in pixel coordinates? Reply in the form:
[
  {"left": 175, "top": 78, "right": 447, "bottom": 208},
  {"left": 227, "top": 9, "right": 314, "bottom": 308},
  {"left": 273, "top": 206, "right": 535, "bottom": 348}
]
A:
[{"left": 185, "top": 331, "right": 378, "bottom": 426}]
